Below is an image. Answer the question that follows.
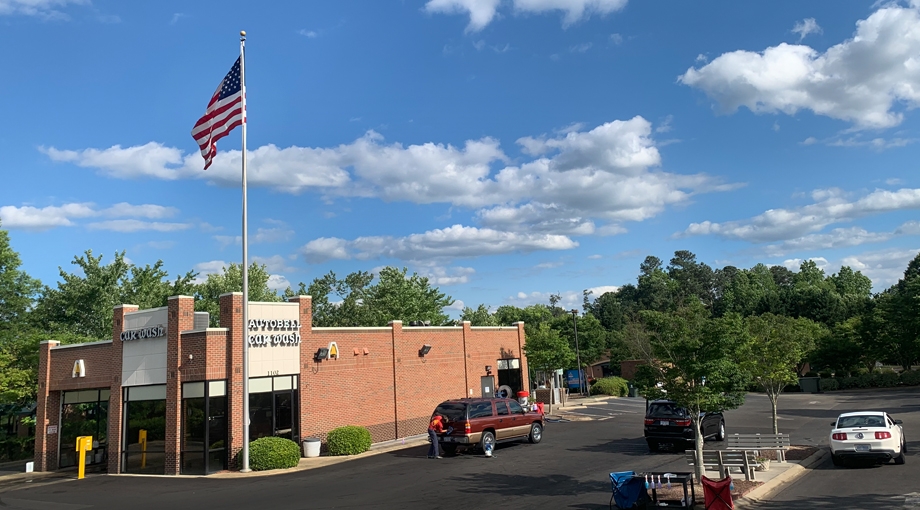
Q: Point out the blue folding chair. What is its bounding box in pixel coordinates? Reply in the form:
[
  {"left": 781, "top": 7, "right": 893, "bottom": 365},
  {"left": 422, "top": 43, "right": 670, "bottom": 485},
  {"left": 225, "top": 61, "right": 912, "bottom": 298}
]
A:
[{"left": 609, "top": 471, "right": 648, "bottom": 509}]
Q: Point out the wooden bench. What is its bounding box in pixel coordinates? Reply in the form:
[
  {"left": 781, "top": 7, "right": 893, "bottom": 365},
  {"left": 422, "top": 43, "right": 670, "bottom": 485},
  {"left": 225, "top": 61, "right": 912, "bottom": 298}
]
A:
[
  {"left": 685, "top": 450, "right": 757, "bottom": 481},
  {"left": 727, "top": 433, "right": 791, "bottom": 462}
]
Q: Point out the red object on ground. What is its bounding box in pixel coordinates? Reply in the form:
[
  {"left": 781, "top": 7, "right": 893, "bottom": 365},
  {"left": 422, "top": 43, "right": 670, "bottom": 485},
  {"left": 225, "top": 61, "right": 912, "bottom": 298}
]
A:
[
  {"left": 536, "top": 402, "right": 544, "bottom": 414},
  {"left": 517, "top": 391, "right": 529, "bottom": 398},
  {"left": 701, "top": 475, "right": 734, "bottom": 510}
]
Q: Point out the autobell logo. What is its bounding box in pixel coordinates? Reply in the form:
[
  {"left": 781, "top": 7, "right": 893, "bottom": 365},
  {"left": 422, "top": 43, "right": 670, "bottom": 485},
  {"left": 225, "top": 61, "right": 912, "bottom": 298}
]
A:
[
  {"left": 247, "top": 319, "right": 302, "bottom": 347},
  {"left": 120, "top": 325, "right": 165, "bottom": 341},
  {"left": 855, "top": 432, "right": 864, "bottom": 439}
]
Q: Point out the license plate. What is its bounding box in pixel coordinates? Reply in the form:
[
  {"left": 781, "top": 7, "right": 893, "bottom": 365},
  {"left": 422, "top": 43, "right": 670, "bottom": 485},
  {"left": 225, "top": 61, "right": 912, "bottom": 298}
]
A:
[
  {"left": 855, "top": 444, "right": 870, "bottom": 452},
  {"left": 660, "top": 421, "right": 670, "bottom": 426},
  {"left": 443, "top": 437, "right": 453, "bottom": 443}
]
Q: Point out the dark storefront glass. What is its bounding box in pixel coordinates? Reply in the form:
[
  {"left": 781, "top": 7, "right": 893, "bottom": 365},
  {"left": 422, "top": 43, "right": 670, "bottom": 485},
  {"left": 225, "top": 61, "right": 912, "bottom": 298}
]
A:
[
  {"left": 181, "top": 381, "right": 227, "bottom": 475},
  {"left": 122, "top": 385, "right": 167, "bottom": 474},
  {"left": 59, "top": 389, "right": 109, "bottom": 469},
  {"left": 248, "top": 375, "right": 298, "bottom": 443}
]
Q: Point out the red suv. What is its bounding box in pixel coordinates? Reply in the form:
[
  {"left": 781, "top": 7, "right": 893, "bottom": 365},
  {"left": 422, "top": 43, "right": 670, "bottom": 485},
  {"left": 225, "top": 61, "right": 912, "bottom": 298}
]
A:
[{"left": 431, "top": 398, "right": 545, "bottom": 455}]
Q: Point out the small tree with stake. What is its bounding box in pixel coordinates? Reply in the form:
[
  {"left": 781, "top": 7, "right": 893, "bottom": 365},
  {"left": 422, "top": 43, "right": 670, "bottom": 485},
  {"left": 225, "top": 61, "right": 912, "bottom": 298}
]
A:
[
  {"left": 639, "top": 303, "right": 748, "bottom": 481},
  {"left": 523, "top": 323, "right": 576, "bottom": 414}
]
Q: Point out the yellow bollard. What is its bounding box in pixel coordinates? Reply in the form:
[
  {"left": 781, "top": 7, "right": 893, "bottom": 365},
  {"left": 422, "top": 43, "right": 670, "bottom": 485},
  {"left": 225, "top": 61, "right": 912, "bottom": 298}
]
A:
[
  {"left": 75, "top": 436, "right": 92, "bottom": 480},
  {"left": 139, "top": 429, "right": 147, "bottom": 469}
]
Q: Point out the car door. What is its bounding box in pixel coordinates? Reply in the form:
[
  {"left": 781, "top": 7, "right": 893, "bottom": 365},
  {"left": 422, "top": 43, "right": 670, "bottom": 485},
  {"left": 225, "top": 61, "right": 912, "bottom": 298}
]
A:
[
  {"left": 887, "top": 414, "right": 904, "bottom": 444},
  {"left": 494, "top": 401, "right": 512, "bottom": 439},
  {"left": 507, "top": 400, "right": 529, "bottom": 437}
]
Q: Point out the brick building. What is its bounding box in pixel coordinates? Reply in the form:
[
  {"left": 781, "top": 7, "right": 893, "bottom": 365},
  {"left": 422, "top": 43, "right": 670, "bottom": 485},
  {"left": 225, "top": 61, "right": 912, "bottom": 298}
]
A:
[{"left": 34, "top": 293, "right": 528, "bottom": 475}]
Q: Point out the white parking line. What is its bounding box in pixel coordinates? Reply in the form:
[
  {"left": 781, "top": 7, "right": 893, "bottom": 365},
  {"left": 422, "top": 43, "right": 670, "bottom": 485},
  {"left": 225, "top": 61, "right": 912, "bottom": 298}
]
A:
[{"left": 903, "top": 492, "right": 920, "bottom": 508}]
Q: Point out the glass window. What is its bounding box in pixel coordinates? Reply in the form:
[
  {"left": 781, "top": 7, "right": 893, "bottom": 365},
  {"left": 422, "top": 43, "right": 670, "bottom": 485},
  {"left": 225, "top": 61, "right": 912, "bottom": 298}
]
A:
[
  {"left": 647, "top": 403, "right": 688, "bottom": 418},
  {"left": 496, "top": 402, "right": 509, "bottom": 416},
  {"left": 59, "top": 397, "right": 108, "bottom": 469},
  {"left": 508, "top": 400, "right": 524, "bottom": 414},
  {"left": 183, "top": 382, "right": 205, "bottom": 399},
  {"left": 274, "top": 376, "right": 293, "bottom": 391},
  {"left": 123, "top": 398, "right": 167, "bottom": 474},
  {"left": 509, "top": 359, "right": 520, "bottom": 369},
  {"left": 274, "top": 392, "right": 294, "bottom": 440},
  {"left": 434, "top": 402, "right": 467, "bottom": 422},
  {"left": 469, "top": 402, "right": 493, "bottom": 419},
  {"left": 128, "top": 385, "right": 167, "bottom": 401},
  {"left": 497, "top": 360, "right": 509, "bottom": 370},
  {"left": 249, "top": 377, "right": 272, "bottom": 394},
  {"left": 209, "top": 380, "right": 226, "bottom": 397},
  {"left": 181, "top": 397, "right": 206, "bottom": 475},
  {"left": 208, "top": 393, "right": 227, "bottom": 473}
]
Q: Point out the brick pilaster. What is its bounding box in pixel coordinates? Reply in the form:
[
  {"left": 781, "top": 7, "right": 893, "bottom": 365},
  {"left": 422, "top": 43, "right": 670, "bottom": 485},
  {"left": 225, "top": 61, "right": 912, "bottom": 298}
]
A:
[
  {"left": 166, "top": 295, "right": 195, "bottom": 475},
  {"left": 287, "top": 295, "right": 311, "bottom": 444},
  {"left": 514, "top": 321, "right": 529, "bottom": 390},
  {"left": 34, "top": 340, "right": 59, "bottom": 471},
  {"left": 108, "top": 304, "right": 137, "bottom": 474},
  {"left": 220, "top": 292, "right": 244, "bottom": 469}
]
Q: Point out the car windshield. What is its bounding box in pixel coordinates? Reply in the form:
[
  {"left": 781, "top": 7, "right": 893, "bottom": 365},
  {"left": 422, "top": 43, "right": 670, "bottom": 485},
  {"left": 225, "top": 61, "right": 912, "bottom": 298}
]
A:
[
  {"left": 647, "top": 403, "right": 689, "bottom": 419},
  {"left": 837, "top": 415, "right": 885, "bottom": 428},
  {"left": 434, "top": 402, "right": 467, "bottom": 423}
]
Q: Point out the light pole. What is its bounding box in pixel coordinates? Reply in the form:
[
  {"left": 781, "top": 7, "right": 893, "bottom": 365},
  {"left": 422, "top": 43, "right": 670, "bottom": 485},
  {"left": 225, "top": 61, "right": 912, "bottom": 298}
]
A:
[{"left": 571, "top": 309, "right": 584, "bottom": 396}]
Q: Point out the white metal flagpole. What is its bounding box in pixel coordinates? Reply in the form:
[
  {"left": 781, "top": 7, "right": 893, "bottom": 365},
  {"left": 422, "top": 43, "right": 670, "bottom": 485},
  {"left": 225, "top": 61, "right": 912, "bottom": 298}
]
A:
[{"left": 239, "top": 30, "right": 251, "bottom": 473}]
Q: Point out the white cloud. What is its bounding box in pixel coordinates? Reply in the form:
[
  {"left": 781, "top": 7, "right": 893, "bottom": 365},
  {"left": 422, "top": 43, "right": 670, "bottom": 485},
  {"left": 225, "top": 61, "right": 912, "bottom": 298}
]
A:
[
  {"left": 587, "top": 254, "right": 603, "bottom": 259},
  {"left": 764, "top": 226, "right": 893, "bottom": 256},
  {"left": 252, "top": 254, "right": 298, "bottom": 273},
  {"left": 680, "top": 3, "right": 920, "bottom": 129},
  {"left": 570, "top": 42, "right": 592, "bottom": 53},
  {"left": 506, "top": 289, "right": 583, "bottom": 310},
  {"left": 513, "top": 0, "right": 628, "bottom": 27},
  {"left": 0, "top": 0, "right": 87, "bottom": 19},
  {"left": 0, "top": 203, "right": 94, "bottom": 231},
  {"left": 802, "top": 137, "right": 818, "bottom": 145},
  {"left": 684, "top": 187, "right": 920, "bottom": 243},
  {"left": 792, "top": 17, "right": 822, "bottom": 41},
  {"left": 86, "top": 220, "right": 192, "bottom": 232},
  {"left": 48, "top": 117, "right": 730, "bottom": 244},
  {"left": 267, "top": 274, "right": 291, "bottom": 292},
  {"left": 169, "top": 12, "right": 185, "bottom": 24},
  {"left": 300, "top": 225, "right": 577, "bottom": 264},
  {"left": 102, "top": 203, "right": 178, "bottom": 219},
  {"left": 424, "top": 0, "right": 501, "bottom": 32},
  {"left": 586, "top": 285, "right": 618, "bottom": 296},
  {"left": 772, "top": 121, "right": 780, "bottom": 132},
  {"left": 610, "top": 33, "right": 623, "bottom": 45},
  {"left": 419, "top": 265, "right": 476, "bottom": 285},
  {"left": 447, "top": 300, "right": 465, "bottom": 311},
  {"left": 191, "top": 260, "right": 229, "bottom": 284},
  {"left": 655, "top": 115, "right": 673, "bottom": 133},
  {"left": 299, "top": 29, "right": 317, "bottom": 38},
  {"left": 782, "top": 256, "right": 829, "bottom": 272},
  {"left": 841, "top": 247, "right": 920, "bottom": 288}
]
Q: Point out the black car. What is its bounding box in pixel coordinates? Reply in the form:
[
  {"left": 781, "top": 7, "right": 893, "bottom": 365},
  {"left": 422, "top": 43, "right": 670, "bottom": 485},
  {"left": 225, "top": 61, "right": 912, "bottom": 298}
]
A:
[{"left": 643, "top": 400, "right": 725, "bottom": 451}]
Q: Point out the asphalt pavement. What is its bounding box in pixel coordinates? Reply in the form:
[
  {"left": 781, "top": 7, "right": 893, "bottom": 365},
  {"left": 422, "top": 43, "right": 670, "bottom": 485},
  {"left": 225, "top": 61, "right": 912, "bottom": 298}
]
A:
[{"left": 0, "top": 387, "right": 916, "bottom": 509}]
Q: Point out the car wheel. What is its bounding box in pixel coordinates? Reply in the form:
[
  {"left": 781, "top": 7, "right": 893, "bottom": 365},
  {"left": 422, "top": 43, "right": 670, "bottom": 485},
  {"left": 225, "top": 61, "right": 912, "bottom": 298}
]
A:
[
  {"left": 528, "top": 423, "right": 543, "bottom": 444},
  {"left": 894, "top": 441, "right": 906, "bottom": 465},
  {"left": 831, "top": 453, "right": 843, "bottom": 467},
  {"left": 441, "top": 444, "right": 458, "bottom": 457},
  {"left": 480, "top": 431, "right": 495, "bottom": 453},
  {"left": 647, "top": 440, "right": 659, "bottom": 452},
  {"left": 716, "top": 421, "right": 726, "bottom": 441}
]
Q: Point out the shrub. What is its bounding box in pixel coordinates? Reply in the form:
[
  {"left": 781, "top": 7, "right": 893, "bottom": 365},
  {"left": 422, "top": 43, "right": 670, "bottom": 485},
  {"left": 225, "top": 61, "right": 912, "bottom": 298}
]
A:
[
  {"left": 872, "top": 371, "right": 900, "bottom": 388},
  {"left": 819, "top": 378, "right": 839, "bottom": 392},
  {"left": 326, "top": 426, "right": 372, "bottom": 456},
  {"left": 804, "top": 371, "right": 819, "bottom": 377},
  {"left": 819, "top": 370, "right": 833, "bottom": 379},
  {"left": 837, "top": 377, "right": 858, "bottom": 390},
  {"left": 248, "top": 436, "right": 301, "bottom": 471},
  {"left": 590, "top": 376, "right": 629, "bottom": 397},
  {"left": 901, "top": 369, "right": 920, "bottom": 386}
]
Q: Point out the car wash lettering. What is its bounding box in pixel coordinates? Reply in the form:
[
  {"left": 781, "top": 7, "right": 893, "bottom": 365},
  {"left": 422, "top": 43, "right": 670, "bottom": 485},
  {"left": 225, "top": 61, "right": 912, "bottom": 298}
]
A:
[
  {"left": 247, "top": 319, "right": 301, "bottom": 347},
  {"left": 120, "top": 325, "right": 166, "bottom": 341}
]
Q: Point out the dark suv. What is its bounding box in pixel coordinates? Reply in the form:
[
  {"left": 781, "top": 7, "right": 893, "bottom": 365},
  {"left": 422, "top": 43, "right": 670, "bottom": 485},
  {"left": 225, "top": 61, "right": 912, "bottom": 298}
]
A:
[
  {"left": 432, "top": 398, "right": 544, "bottom": 455},
  {"left": 643, "top": 400, "right": 725, "bottom": 451}
]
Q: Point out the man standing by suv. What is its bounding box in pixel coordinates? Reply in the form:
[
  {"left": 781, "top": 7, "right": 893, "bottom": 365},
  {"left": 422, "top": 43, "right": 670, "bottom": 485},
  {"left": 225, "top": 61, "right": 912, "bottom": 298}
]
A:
[{"left": 428, "top": 415, "right": 446, "bottom": 459}]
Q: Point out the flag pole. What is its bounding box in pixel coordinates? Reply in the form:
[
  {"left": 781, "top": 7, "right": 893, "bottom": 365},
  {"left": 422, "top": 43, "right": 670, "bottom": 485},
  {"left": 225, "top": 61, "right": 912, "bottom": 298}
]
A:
[{"left": 239, "top": 29, "right": 251, "bottom": 473}]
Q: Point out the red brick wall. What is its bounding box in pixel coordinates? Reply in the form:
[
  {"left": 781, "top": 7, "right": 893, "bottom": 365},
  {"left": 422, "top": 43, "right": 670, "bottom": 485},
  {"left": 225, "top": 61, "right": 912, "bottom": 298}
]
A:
[
  {"left": 47, "top": 342, "right": 114, "bottom": 391},
  {"left": 34, "top": 340, "right": 57, "bottom": 471},
  {"left": 180, "top": 329, "right": 229, "bottom": 382},
  {"left": 220, "top": 292, "right": 245, "bottom": 468},
  {"left": 107, "top": 304, "right": 134, "bottom": 474},
  {"left": 165, "top": 296, "right": 195, "bottom": 475},
  {"left": 620, "top": 359, "right": 646, "bottom": 381}
]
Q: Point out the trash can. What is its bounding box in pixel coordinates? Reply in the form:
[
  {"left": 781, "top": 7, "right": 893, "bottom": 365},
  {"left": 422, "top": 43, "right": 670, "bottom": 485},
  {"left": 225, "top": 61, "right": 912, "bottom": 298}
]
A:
[
  {"left": 516, "top": 390, "right": 530, "bottom": 407},
  {"left": 798, "top": 377, "right": 820, "bottom": 394},
  {"left": 303, "top": 438, "right": 321, "bottom": 458},
  {"left": 628, "top": 383, "right": 639, "bottom": 398}
]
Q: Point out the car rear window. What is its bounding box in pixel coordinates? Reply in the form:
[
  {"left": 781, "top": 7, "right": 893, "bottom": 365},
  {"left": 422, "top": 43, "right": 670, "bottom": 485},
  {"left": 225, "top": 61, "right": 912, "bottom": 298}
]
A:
[
  {"left": 496, "top": 402, "right": 509, "bottom": 416},
  {"left": 647, "top": 403, "right": 688, "bottom": 419},
  {"left": 469, "top": 401, "right": 493, "bottom": 419},
  {"left": 837, "top": 415, "right": 885, "bottom": 428},
  {"left": 434, "top": 402, "right": 467, "bottom": 423},
  {"left": 508, "top": 400, "right": 524, "bottom": 414}
]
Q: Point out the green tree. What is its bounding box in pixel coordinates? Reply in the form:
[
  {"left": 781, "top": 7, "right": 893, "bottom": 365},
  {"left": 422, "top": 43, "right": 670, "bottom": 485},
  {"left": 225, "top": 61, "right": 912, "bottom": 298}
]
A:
[
  {"left": 742, "top": 314, "right": 824, "bottom": 434},
  {"left": 362, "top": 267, "right": 454, "bottom": 326},
  {"left": 195, "top": 262, "right": 282, "bottom": 326},
  {"left": 291, "top": 271, "right": 374, "bottom": 327},
  {"left": 869, "top": 253, "right": 920, "bottom": 370},
  {"left": 668, "top": 250, "right": 715, "bottom": 308},
  {"left": 639, "top": 303, "right": 748, "bottom": 479},
  {"left": 523, "top": 323, "right": 575, "bottom": 413},
  {"left": 460, "top": 304, "right": 498, "bottom": 326},
  {"left": 0, "top": 226, "right": 41, "bottom": 333}
]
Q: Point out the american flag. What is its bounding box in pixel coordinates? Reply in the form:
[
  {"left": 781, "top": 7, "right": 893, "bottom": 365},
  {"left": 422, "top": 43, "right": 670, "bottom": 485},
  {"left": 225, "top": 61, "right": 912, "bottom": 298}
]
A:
[{"left": 191, "top": 57, "right": 244, "bottom": 170}]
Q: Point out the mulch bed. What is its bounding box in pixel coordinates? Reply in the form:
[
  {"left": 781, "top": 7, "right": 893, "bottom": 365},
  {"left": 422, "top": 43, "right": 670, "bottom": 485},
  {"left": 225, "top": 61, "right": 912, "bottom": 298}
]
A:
[
  {"left": 751, "top": 445, "right": 819, "bottom": 461},
  {"left": 646, "top": 479, "right": 763, "bottom": 502}
]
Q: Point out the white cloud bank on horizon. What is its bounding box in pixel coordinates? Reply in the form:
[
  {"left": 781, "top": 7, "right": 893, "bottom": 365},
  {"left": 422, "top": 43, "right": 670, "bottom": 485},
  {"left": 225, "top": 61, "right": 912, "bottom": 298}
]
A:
[
  {"left": 424, "top": 0, "right": 627, "bottom": 32},
  {"left": 680, "top": 2, "right": 920, "bottom": 129},
  {"left": 0, "top": 202, "right": 184, "bottom": 232},
  {"left": 0, "top": 0, "right": 88, "bottom": 19}
]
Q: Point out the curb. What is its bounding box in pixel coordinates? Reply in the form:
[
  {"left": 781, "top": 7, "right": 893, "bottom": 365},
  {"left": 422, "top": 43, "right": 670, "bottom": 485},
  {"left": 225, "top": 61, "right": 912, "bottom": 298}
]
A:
[{"left": 733, "top": 448, "right": 829, "bottom": 508}]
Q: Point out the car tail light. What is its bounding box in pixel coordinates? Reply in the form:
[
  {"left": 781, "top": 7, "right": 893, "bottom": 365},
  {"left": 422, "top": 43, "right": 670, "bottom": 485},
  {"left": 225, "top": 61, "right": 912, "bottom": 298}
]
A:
[
  {"left": 875, "top": 431, "right": 891, "bottom": 440},
  {"left": 644, "top": 418, "right": 655, "bottom": 425},
  {"left": 674, "top": 419, "right": 692, "bottom": 427},
  {"left": 464, "top": 422, "right": 471, "bottom": 434},
  {"left": 832, "top": 433, "right": 847, "bottom": 440}
]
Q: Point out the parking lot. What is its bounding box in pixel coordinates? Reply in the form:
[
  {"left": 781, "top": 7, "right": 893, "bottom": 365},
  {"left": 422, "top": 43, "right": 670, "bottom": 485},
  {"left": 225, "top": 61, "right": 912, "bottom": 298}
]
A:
[{"left": 0, "top": 388, "right": 917, "bottom": 509}]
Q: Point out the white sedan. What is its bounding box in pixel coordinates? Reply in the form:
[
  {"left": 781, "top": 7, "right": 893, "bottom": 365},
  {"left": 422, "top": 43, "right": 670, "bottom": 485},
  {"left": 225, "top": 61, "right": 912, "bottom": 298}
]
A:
[{"left": 829, "top": 411, "right": 906, "bottom": 466}]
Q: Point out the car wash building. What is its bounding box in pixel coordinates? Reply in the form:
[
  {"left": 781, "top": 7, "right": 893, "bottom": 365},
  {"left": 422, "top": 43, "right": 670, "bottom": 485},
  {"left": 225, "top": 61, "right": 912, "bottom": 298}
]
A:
[{"left": 33, "top": 293, "right": 528, "bottom": 475}]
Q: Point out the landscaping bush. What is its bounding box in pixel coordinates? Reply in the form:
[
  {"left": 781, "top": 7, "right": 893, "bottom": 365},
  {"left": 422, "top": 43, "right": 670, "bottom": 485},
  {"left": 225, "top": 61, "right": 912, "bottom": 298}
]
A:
[
  {"left": 590, "top": 376, "right": 629, "bottom": 397},
  {"left": 248, "top": 436, "right": 301, "bottom": 471},
  {"left": 872, "top": 371, "right": 900, "bottom": 388},
  {"left": 819, "top": 378, "right": 839, "bottom": 392},
  {"left": 901, "top": 369, "right": 920, "bottom": 386},
  {"left": 326, "top": 426, "right": 372, "bottom": 456},
  {"left": 819, "top": 370, "right": 833, "bottom": 379}
]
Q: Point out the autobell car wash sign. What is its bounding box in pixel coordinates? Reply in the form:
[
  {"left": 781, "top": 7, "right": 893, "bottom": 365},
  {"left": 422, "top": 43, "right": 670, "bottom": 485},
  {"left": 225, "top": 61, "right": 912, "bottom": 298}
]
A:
[
  {"left": 120, "top": 325, "right": 165, "bottom": 341},
  {"left": 247, "top": 318, "right": 301, "bottom": 347}
]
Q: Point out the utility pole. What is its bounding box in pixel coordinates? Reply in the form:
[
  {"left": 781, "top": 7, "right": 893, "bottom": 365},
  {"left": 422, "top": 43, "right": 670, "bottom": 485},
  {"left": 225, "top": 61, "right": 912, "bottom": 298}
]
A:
[{"left": 571, "top": 309, "right": 584, "bottom": 396}]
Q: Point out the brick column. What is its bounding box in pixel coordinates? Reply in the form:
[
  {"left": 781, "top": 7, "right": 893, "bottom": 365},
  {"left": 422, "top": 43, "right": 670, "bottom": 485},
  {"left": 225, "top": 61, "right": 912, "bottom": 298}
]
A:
[
  {"left": 108, "top": 304, "right": 137, "bottom": 474},
  {"left": 34, "top": 340, "right": 59, "bottom": 471},
  {"left": 389, "top": 320, "right": 402, "bottom": 438},
  {"left": 220, "top": 292, "right": 244, "bottom": 469},
  {"left": 514, "top": 322, "right": 529, "bottom": 390},
  {"left": 287, "top": 295, "right": 311, "bottom": 443},
  {"left": 166, "top": 296, "right": 195, "bottom": 475}
]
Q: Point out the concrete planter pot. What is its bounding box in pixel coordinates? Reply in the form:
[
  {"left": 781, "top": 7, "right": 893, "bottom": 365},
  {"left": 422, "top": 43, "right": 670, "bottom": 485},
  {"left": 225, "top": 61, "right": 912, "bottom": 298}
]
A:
[{"left": 756, "top": 459, "right": 771, "bottom": 471}]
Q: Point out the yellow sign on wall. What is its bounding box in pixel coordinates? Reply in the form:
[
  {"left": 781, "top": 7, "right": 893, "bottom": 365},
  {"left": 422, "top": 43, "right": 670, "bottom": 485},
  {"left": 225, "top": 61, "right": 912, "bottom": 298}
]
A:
[
  {"left": 327, "top": 342, "right": 338, "bottom": 359},
  {"left": 72, "top": 359, "right": 85, "bottom": 378}
]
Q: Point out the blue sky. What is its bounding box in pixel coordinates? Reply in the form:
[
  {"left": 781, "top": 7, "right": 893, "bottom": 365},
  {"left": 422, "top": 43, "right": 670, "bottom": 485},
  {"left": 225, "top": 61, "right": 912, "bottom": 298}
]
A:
[{"left": 2, "top": 0, "right": 920, "bottom": 315}]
